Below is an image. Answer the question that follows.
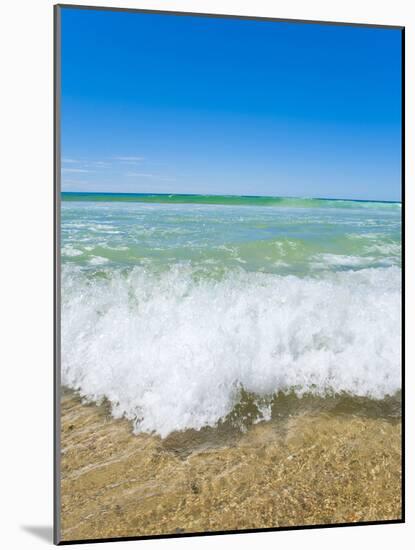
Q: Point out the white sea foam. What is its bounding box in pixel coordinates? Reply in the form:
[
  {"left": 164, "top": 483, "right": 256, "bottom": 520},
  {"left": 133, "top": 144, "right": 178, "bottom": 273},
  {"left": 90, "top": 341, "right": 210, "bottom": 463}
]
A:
[
  {"left": 365, "top": 242, "right": 401, "bottom": 256},
  {"left": 311, "top": 254, "right": 375, "bottom": 268},
  {"left": 62, "top": 265, "right": 401, "bottom": 437},
  {"left": 62, "top": 245, "right": 83, "bottom": 257},
  {"left": 89, "top": 256, "right": 109, "bottom": 265}
]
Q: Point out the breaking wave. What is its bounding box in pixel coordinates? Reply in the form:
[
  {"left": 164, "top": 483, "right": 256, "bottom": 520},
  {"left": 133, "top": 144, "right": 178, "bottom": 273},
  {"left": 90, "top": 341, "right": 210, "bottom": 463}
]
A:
[{"left": 62, "top": 264, "right": 401, "bottom": 437}]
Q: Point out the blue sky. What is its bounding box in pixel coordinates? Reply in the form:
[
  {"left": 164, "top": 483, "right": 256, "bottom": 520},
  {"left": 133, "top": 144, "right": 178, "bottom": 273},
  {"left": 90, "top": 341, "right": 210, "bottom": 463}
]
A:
[{"left": 61, "top": 8, "right": 402, "bottom": 200}]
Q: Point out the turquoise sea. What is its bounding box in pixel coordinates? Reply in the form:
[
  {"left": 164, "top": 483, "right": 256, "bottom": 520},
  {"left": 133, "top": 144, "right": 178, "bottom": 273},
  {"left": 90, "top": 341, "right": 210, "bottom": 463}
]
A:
[{"left": 61, "top": 193, "right": 402, "bottom": 437}]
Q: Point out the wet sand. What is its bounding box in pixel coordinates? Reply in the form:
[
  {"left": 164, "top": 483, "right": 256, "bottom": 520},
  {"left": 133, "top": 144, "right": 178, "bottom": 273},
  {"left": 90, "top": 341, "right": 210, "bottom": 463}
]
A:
[{"left": 60, "top": 392, "right": 401, "bottom": 541}]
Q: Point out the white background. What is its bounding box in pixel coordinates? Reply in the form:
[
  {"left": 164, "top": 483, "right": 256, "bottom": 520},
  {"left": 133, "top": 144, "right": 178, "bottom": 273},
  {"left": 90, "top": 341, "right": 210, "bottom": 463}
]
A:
[{"left": 0, "top": 0, "right": 412, "bottom": 548}]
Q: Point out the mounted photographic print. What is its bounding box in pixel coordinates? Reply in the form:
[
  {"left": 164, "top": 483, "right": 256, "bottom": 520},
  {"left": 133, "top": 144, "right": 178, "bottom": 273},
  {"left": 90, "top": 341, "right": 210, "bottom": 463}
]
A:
[{"left": 54, "top": 4, "right": 404, "bottom": 544}]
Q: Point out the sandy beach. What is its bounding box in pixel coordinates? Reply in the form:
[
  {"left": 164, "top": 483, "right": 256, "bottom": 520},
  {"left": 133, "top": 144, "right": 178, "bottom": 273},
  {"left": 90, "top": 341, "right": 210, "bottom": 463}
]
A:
[{"left": 60, "top": 391, "right": 401, "bottom": 541}]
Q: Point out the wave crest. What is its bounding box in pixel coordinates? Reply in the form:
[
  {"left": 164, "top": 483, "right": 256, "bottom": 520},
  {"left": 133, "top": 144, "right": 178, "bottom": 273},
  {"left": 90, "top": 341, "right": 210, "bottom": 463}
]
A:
[{"left": 62, "top": 265, "right": 401, "bottom": 437}]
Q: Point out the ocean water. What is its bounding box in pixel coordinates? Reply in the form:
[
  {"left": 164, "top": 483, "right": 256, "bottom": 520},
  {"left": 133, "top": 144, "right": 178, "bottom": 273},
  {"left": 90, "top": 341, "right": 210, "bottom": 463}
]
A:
[{"left": 61, "top": 193, "right": 402, "bottom": 437}]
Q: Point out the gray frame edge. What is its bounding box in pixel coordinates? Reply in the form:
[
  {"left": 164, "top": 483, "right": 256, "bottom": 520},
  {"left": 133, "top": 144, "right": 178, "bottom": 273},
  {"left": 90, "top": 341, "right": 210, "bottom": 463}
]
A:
[{"left": 54, "top": 4, "right": 62, "bottom": 545}]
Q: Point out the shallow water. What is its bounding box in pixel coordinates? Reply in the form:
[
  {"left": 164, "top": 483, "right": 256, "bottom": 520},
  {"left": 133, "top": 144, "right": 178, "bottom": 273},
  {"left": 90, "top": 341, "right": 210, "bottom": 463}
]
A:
[{"left": 60, "top": 391, "right": 401, "bottom": 540}]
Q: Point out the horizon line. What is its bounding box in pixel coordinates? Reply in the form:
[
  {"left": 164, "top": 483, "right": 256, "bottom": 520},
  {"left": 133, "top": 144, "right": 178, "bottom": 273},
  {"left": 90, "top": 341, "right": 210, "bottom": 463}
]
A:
[{"left": 61, "top": 191, "right": 401, "bottom": 204}]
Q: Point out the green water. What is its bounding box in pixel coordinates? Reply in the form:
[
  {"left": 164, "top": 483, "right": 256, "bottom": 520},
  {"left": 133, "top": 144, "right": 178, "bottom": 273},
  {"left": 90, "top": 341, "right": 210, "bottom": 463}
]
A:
[
  {"left": 61, "top": 192, "right": 401, "bottom": 276},
  {"left": 62, "top": 191, "right": 400, "bottom": 209}
]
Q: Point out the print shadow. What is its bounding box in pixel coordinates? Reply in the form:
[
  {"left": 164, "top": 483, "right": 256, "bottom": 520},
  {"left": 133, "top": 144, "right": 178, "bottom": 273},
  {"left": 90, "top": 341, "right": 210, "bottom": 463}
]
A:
[{"left": 21, "top": 525, "right": 53, "bottom": 543}]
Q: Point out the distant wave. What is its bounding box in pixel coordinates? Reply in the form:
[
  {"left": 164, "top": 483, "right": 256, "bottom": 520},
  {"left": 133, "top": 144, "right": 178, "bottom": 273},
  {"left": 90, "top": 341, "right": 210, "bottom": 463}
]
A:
[
  {"left": 62, "top": 264, "right": 401, "bottom": 437},
  {"left": 61, "top": 192, "right": 401, "bottom": 210}
]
